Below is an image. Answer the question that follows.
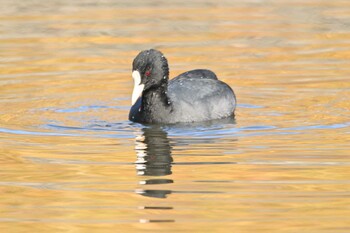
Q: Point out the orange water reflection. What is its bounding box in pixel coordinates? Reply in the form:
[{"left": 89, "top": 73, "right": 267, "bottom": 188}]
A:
[{"left": 1, "top": 0, "right": 350, "bottom": 232}]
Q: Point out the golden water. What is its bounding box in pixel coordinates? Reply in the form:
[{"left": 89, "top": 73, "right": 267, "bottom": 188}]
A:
[{"left": 1, "top": 0, "right": 350, "bottom": 232}]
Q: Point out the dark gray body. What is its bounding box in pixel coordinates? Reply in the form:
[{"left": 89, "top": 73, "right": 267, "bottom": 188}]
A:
[{"left": 129, "top": 69, "right": 236, "bottom": 124}]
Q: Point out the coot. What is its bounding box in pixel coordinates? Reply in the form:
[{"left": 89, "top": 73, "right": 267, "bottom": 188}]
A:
[{"left": 129, "top": 49, "right": 236, "bottom": 123}]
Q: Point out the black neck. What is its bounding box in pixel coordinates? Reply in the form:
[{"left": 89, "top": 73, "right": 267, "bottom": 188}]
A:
[
  {"left": 141, "top": 83, "right": 172, "bottom": 122},
  {"left": 142, "top": 83, "right": 169, "bottom": 107}
]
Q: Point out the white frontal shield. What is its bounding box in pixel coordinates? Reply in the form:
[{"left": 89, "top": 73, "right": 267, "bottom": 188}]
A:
[{"left": 131, "top": 71, "right": 144, "bottom": 105}]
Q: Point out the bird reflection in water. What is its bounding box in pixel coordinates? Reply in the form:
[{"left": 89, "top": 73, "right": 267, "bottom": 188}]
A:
[
  {"left": 133, "top": 118, "right": 236, "bottom": 199},
  {"left": 134, "top": 126, "right": 174, "bottom": 198}
]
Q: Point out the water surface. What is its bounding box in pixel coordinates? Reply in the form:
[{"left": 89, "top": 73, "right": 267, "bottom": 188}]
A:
[{"left": 1, "top": 0, "right": 350, "bottom": 232}]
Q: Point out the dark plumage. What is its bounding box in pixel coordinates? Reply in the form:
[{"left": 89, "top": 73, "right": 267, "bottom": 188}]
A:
[{"left": 129, "top": 49, "right": 236, "bottom": 124}]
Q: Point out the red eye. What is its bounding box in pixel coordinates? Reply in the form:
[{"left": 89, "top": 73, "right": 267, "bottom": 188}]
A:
[{"left": 145, "top": 70, "right": 151, "bottom": 77}]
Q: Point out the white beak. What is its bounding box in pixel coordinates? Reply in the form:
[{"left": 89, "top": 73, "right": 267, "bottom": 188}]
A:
[{"left": 131, "top": 71, "right": 145, "bottom": 105}]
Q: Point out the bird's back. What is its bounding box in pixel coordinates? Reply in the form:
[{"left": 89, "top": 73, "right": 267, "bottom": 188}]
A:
[{"left": 167, "top": 70, "right": 236, "bottom": 122}]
